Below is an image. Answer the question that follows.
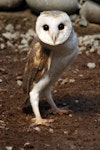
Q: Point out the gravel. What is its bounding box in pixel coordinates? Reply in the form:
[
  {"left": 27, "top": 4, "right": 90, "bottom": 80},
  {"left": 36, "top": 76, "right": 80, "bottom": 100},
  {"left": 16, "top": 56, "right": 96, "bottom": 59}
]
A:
[
  {"left": 1, "top": 22, "right": 35, "bottom": 52},
  {"left": 78, "top": 34, "right": 100, "bottom": 57}
]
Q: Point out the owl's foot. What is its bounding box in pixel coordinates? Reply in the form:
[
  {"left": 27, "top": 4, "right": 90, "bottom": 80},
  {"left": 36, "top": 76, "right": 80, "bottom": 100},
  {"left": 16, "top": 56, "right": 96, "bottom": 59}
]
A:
[
  {"left": 48, "top": 107, "right": 72, "bottom": 115},
  {"left": 30, "top": 117, "right": 54, "bottom": 127}
]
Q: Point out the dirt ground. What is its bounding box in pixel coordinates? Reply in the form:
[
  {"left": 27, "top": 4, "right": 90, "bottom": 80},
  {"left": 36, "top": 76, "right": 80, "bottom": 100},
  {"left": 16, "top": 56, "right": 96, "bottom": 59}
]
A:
[{"left": 0, "top": 10, "right": 100, "bottom": 150}]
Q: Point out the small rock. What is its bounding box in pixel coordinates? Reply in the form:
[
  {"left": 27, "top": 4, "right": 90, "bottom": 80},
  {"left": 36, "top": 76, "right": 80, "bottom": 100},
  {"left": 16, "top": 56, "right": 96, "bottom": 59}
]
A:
[
  {"left": 18, "top": 45, "right": 28, "bottom": 52},
  {"left": 87, "top": 63, "right": 96, "bottom": 69},
  {"left": 2, "top": 32, "right": 13, "bottom": 40},
  {"left": 61, "top": 78, "right": 68, "bottom": 85},
  {"left": 0, "top": 43, "right": 5, "bottom": 49},
  {"left": 79, "top": 46, "right": 86, "bottom": 52},
  {"left": 79, "top": 74, "right": 83, "bottom": 77},
  {"left": 12, "top": 31, "right": 20, "bottom": 40},
  {"left": 5, "top": 24, "right": 14, "bottom": 33},
  {"left": 17, "top": 80, "right": 23, "bottom": 86},
  {"left": 0, "top": 79, "right": 3, "bottom": 83},
  {"left": 5, "top": 146, "right": 13, "bottom": 150},
  {"left": 78, "top": 36, "right": 83, "bottom": 46},
  {"left": 69, "top": 79, "right": 75, "bottom": 83},
  {"left": 53, "top": 90, "right": 57, "bottom": 93},
  {"left": 44, "top": 143, "right": 50, "bottom": 147},
  {"left": 15, "top": 24, "right": 21, "bottom": 30},
  {"left": 21, "top": 38, "right": 28, "bottom": 45},
  {"left": 97, "top": 50, "right": 100, "bottom": 55},
  {"left": 20, "top": 33, "right": 26, "bottom": 38},
  {"left": 69, "top": 114, "right": 73, "bottom": 118},
  {"left": 64, "top": 130, "right": 69, "bottom": 135},
  {"left": 16, "top": 76, "right": 23, "bottom": 80},
  {"left": 7, "top": 41, "right": 14, "bottom": 48},
  {"left": 27, "top": 29, "right": 36, "bottom": 37},
  {"left": 75, "top": 100, "right": 79, "bottom": 103},
  {"left": 78, "top": 51, "right": 82, "bottom": 55},
  {"left": 79, "top": 16, "right": 88, "bottom": 27},
  {"left": 34, "top": 127, "right": 41, "bottom": 132},
  {"left": 49, "top": 128, "right": 54, "bottom": 133},
  {"left": 94, "top": 40, "right": 99, "bottom": 47},
  {"left": 85, "top": 51, "right": 90, "bottom": 56},
  {"left": 63, "top": 102, "right": 67, "bottom": 106},
  {"left": 0, "top": 120, "right": 5, "bottom": 123},
  {"left": 24, "top": 142, "right": 34, "bottom": 149},
  {"left": 89, "top": 48, "right": 95, "bottom": 53},
  {"left": 0, "top": 37, "right": 4, "bottom": 42}
]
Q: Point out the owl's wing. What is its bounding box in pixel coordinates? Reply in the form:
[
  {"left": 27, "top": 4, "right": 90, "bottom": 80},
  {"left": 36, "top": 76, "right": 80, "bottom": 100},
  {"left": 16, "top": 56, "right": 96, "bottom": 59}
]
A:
[{"left": 23, "top": 39, "right": 50, "bottom": 103}]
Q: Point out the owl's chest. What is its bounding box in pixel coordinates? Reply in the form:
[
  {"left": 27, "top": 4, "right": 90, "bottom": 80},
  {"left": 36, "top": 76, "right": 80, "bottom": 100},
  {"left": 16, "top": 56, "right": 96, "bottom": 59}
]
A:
[
  {"left": 47, "top": 55, "right": 68, "bottom": 82},
  {"left": 47, "top": 48, "right": 77, "bottom": 84}
]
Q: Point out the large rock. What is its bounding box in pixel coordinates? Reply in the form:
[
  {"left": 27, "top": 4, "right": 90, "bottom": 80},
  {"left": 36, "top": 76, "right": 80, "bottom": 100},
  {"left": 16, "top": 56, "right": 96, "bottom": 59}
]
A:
[
  {"left": 26, "top": 0, "right": 79, "bottom": 15},
  {"left": 80, "top": 1, "right": 100, "bottom": 25},
  {"left": 79, "top": 0, "right": 100, "bottom": 4},
  {"left": 0, "top": 0, "right": 24, "bottom": 10}
]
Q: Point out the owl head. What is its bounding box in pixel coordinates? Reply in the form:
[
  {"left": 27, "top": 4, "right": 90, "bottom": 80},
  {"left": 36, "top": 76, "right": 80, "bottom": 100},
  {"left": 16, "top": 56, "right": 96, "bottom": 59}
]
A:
[{"left": 36, "top": 11, "right": 72, "bottom": 46}]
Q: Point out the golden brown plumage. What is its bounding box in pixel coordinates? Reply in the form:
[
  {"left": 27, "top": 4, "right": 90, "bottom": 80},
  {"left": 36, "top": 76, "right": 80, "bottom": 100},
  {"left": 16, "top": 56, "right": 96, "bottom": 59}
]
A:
[{"left": 23, "top": 39, "right": 50, "bottom": 102}]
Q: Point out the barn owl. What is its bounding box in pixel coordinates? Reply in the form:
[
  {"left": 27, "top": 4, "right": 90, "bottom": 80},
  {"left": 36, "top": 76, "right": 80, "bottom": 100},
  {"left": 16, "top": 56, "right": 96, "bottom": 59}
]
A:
[{"left": 23, "top": 11, "right": 78, "bottom": 126}]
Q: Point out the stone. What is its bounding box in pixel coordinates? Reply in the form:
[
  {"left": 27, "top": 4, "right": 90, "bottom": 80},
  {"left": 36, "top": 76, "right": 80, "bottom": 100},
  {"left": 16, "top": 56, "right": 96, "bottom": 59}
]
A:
[
  {"left": 17, "top": 80, "right": 23, "bottom": 86},
  {"left": 0, "top": 79, "right": 3, "bottom": 83},
  {"left": 26, "top": 0, "right": 79, "bottom": 15},
  {"left": 0, "top": 43, "right": 5, "bottom": 50},
  {"left": 5, "top": 24, "right": 14, "bottom": 33},
  {"left": 12, "top": 32, "right": 20, "bottom": 40},
  {"left": 7, "top": 41, "right": 14, "bottom": 48},
  {"left": 79, "top": 16, "right": 88, "bottom": 27},
  {"left": 5, "top": 146, "right": 13, "bottom": 150},
  {"left": 97, "top": 50, "right": 100, "bottom": 55},
  {"left": 27, "top": 29, "right": 36, "bottom": 37},
  {"left": 24, "top": 142, "right": 34, "bottom": 149},
  {"left": 34, "top": 127, "right": 41, "bottom": 132},
  {"left": 87, "top": 63, "right": 96, "bottom": 69},
  {"left": 75, "top": 100, "right": 79, "bottom": 103},
  {"left": 2, "top": 32, "right": 13, "bottom": 40},
  {"left": 49, "top": 128, "right": 54, "bottom": 133},
  {"left": 80, "top": 1, "right": 100, "bottom": 24},
  {"left": 0, "top": 0, "right": 24, "bottom": 10},
  {"left": 79, "top": 46, "right": 86, "bottom": 52},
  {"left": 89, "top": 48, "right": 95, "bottom": 53},
  {"left": 21, "top": 39, "right": 28, "bottom": 45},
  {"left": 69, "top": 79, "right": 75, "bottom": 83}
]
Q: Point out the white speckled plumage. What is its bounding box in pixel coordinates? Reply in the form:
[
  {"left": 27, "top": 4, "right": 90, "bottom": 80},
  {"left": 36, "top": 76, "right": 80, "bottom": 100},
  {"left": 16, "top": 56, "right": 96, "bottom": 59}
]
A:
[{"left": 23, "top": 10, "right": 78, "bottom": 126}]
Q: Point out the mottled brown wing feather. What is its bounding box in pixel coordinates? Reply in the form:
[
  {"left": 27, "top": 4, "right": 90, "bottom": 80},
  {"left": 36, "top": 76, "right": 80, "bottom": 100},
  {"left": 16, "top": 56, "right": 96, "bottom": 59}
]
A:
[{"left": 23, "top": 39, "right": 50, "bottom": 103}]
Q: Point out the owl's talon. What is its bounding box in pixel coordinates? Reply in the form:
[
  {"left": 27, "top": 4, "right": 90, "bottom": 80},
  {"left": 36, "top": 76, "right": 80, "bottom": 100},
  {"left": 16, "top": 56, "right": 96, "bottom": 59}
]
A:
[
  {"left": 30, "top": 118, "right": 54, "bottom": 127},
  {"left": 48, "top": 107, "right": 72, "bottom": 115}
]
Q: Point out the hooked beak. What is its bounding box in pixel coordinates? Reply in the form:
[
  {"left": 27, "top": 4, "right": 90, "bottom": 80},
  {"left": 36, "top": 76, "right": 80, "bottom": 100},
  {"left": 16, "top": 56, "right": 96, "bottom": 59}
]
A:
[
  {"left": 50, "top": 32, "right": 59, "bottom": 45},
  {"left": 52, "top": 34, "right": 57, "bottom": 44}
]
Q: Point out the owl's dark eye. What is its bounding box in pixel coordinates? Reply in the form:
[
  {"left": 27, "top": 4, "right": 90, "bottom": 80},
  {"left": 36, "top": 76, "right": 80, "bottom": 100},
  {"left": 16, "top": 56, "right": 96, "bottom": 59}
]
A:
[
  {"left": 58, "top": 23, "right": 64, "bottom": 30},
  {"left": 43, "top": 24, "right": 49, "bottom": 31}
]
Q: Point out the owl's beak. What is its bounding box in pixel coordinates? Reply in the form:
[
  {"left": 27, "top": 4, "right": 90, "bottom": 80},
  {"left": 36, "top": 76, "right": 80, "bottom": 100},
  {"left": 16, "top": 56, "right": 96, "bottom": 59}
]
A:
[
  {"left": 50, "top": 32, "right": 58, "bottom": 45},
  {"left": 52, "top": 35, "right": 57, "bottom": 44}
]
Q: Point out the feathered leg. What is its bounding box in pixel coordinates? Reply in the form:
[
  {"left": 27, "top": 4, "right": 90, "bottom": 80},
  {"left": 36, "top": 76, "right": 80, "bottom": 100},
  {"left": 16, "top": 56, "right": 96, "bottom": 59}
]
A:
[
  {"left": 29, "top": 88, "right": 53, "bottom": 126},
  {"left": 44, "top": 88, "right": 71, "bottom": 115}
]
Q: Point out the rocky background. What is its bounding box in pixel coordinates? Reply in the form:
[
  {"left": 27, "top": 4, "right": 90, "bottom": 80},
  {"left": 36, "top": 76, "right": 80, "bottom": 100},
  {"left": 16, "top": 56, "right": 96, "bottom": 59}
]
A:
[
  {"left": 0, "top": 0, "right": 100, "bottom": 26},
  {"left": 0, "top": 0, "right": 100, "bottom": 150}
]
